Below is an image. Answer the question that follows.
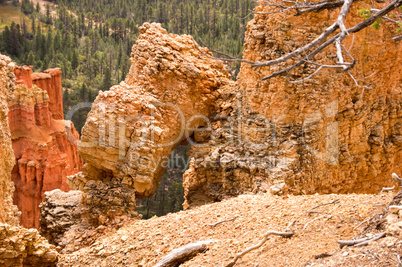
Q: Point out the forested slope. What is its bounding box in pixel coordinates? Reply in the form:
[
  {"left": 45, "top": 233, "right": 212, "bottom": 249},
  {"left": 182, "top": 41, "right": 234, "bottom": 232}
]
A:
[{"left": 1, "top": 0, "right": 254, "bottom": 132}]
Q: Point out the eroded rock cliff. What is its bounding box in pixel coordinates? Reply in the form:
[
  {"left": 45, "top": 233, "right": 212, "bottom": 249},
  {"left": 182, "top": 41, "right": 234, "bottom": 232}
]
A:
[
  {"left": 10, "top": 66, "right": 82, "bottom": 229},
  {"left": 68, "top": 2, "right": 401, "bottom": 219},
  {"left": 0, "top": 54, "right": 20, "bottom": 226},
  {"left": 14, "top": 66, "right": 64, "bottom": 120},
  {"left": 0, "top": 54, "right": 58, "bottom": 267},
  {"left": 183, "top": 1, "right": 402, "bottom": 206},
  {"left": 68, "top": 22, "right": 232, "bottom": 224}
]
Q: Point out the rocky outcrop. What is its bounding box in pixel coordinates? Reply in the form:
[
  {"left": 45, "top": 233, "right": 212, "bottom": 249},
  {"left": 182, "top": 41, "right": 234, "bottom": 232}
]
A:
[
  {"left": 14, "top": 66, "right": 64, "bottom": 120},
  {"left": 0, "top": 54, "right": 58, "bottom": 267},
  {"left": 0, "top": 54, "right": 20, "bottom": 226},
  {"left": 39, "top": 190, "right": 86, "bottom": 250},
  {"left": 10, "top": 66, "right": 82, "bottom": 229},
  {"left": 0, "top": 223, "right": 58, "bottom": 267},
  {"left": 68, "top": 22, "right": 232, "bottom": 223},
  {"left": 182, "top": 1, "right": 402, "bottom": 206},
  {"left": 68, "top": 2, "right": 401, "bottom": 218},
  {"left": 39, "top": 189, "right": 132, "bottom": 253}
]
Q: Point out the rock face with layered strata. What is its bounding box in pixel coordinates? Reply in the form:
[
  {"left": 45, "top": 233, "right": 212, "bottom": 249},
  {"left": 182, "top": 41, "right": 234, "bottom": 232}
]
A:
[
  {"left": 10, "top": 66, "right": 82, "bottom": 229},
  {"left": 0, "top": 54, "right": 58, "bottom": 267},
  {"left": 183, "top": 1, "right": 402, "bottom": 206},
  {"left": 14, "top": 66, "right": 64, "bottom": 120},
  {"left": 39, "top": 190, "right": 86, "bottom": 250}
]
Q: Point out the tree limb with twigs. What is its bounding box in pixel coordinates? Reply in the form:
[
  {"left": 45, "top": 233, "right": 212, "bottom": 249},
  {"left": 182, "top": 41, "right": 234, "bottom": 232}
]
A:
[{"left": 196, "top": 0, "right": 402, "bottom": 83}]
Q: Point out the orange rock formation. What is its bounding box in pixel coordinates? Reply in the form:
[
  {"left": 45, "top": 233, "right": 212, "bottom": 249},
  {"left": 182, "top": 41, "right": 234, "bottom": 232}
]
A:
[
  {"left": 9, "top": 66, "right": 82, "bottom": 229},
  {"left": 14, "top": 66, "right": 64, "bottom": 120},
  {"left": 0, "top": 54, "right": 59, "bottom": 266}
]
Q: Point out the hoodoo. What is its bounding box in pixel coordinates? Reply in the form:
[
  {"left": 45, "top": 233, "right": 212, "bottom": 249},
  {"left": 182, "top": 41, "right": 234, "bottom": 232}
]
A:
[
  {"left": 9, "top": 66, "right": 82, "bottom": 229},
  {"left": 0, "top": 54, "right": 58, "bottom": 267}
]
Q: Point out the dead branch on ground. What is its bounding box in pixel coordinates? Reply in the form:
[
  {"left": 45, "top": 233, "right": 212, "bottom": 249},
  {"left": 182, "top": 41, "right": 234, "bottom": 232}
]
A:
[
  {"left": 314, "top": 252, "right": 335, "bottom": 259},
  {"left": 353, "top": 216, "right": 374, "bottom": 231},
  {"left": 153, "top": 240, "right": 217, "bottom": 267},
  {"left": 303, "top": 216, "right": 325, "bottom": 230},
  {"left": 307, "top": 198, "right": 340, "bottom": 213},
  {"left": 286, "top": 219, "right": 296, "bottom": 231},
  {"left": 396, "top": 253, "right": 402, "bottom": 266},
  {"left": 225, "top": 223, "right": 295, "bottom": 267},
  {"left": 382, "top": 186, "right": 396, "bottom": 192},
  {"left": 393, "top": 173, "right": 402, "bottom": 187},
  {"left": 208, "top": 217, "right": 237, "bottom": 227},
  {"left": 337, "top": 232, "right": 386, "bottom": 248}
]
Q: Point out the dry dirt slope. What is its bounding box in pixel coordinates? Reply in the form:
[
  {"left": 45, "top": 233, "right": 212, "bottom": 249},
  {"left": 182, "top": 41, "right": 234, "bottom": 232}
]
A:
[{"left": 58, "top": 191, "right": 401, "bottom": 267}]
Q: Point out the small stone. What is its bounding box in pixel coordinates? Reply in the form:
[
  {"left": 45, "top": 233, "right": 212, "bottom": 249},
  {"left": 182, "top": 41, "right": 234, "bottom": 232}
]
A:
[
  {"left": 270, "top": 183, "right": 286, "bottom": 195},
  {"left": 386, "top": 241, "right": 395, "bottom": 247},
  {"left": 389, "top": 206, "right": 402, "bottom": 214},
  {"left": 386, "top": 214, "right": 399, "bottom": 224}
]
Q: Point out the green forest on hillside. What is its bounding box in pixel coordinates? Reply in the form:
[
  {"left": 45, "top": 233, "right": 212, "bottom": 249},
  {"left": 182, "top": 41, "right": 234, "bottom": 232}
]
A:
[{"left": 0, "top": 0, "right": 255, "bottom": 218}]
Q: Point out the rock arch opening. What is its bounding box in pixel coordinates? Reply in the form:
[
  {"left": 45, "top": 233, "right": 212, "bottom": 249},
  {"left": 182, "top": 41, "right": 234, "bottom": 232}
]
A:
[{"left": 136, "top": 145, "right": 190, "bottom": 219}]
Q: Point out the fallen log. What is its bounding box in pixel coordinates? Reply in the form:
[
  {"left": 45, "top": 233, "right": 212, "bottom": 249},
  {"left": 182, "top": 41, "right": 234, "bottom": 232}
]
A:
[{"left": 153, "top": 240, "right": 217, "bottom": 267}]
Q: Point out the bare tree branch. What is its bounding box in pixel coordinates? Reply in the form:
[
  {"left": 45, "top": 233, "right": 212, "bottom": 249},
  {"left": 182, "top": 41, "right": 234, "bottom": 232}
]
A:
[
  {"left": 353, "top": 214, "right": 378, "bottom": 230},
  {"left": 347, "top": 71, "right": 371, "bottom": 89},
  {"left": 396, "top": 254, "right": 402, "bottom": 266},
  {"left": 337, "top": 232, "right": 386, "bottom": 248},
  {"left": 303, "top": 216, "right": 325, "bottom": 230},
  {"left": 393, "top": 173, "right": 402, "bottom": 187},
  {"left": 354, "top": 232, "right": 386, "bottom": 246},
  {"left": 382, "top": 186, "right": 396, "bottom": 191},
  {"left": 254, "top": 0, "right": 360, "bottom": 16},
  {"left": 252, "top": 23, "right": 339, "bottom": 67},
  {"left": 307, "top": 198, "right": 340, "bottom": 213},
  {"left": 255, "top": 0, "right": 401, "bottom": 71},
  {"left": 203, "top": 0, "right": 401, "bottom": 82},
  {"left": 208, "top": 217, "right": 237, "bottom": 227},
  {"left": 225, "top": 224, "right": 294, "bottom": 267},
  {"left": 286, "top": 219, "right": 297, "bottom": 231}
]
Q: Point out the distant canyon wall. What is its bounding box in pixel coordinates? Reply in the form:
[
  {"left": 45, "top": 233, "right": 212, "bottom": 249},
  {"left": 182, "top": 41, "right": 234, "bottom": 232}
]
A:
[{"left": 9, "top": 66, "right": 82, "bottom": 229}]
